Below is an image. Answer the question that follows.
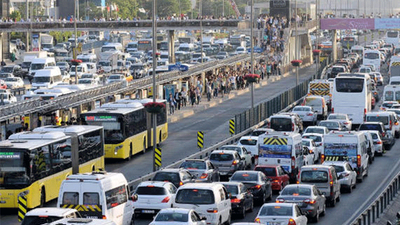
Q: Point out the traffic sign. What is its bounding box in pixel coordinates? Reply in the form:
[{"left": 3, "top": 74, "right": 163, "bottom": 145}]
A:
[
  {"left": 17, "top": 193, "right": 28, "bottom": 222},
  {"left": 229, "top": 119, "right": 235, "bottom": 135},
  {"left": 154, "top": 148, "right": 162, "bottom": 168},
  {"left": 197, "top": 131, "right": 204, "bottom": 149}
]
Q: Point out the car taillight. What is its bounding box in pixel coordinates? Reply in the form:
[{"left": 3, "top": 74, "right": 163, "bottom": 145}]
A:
[
  {"left": 376, "top": 141, "right": 382, "bottom": 144},
  {"left": 232, "top": 160, "right": 239, "bottom": 165},
  {"left": 357, "top": 155, "right": 361, "bottom": 167},
  {"left": 207, "top": 208, "right": 218, "bottom": 213},
  {"left": 253, "top": 185, "right": 262, "bottom": 189},
  {"left": 288, "top": 218, "right": 296, "bottom": 225},
  {"left": 291, "top": 156, "right": 295, "bottom": 170},
  {"left": 329, "top": 171, "right": 333, "bottom": 187},
  {"left": 331, "top": 107, "right": 334, "bottom": 113},
  {"left": 161, "top": 196, "right": 170, "bottom": 203},
  {"left": 303, "top": 199, "right": 316, "bottom": 204},
  {"left": 307, "top": 113, "right": 313, "bottom": 116},
  {"left": 321, "top": 154, "right": 325, "bottom": 163},
  {"left": 231, "top": 198, "right": 241, "bottom": 203},
  {"left": 267, "top": 122, "right": 270, "bottom": 128},
  {"left": 276, "top": 198, "right": 285, "bottom": 203},
  {"left": 342, "top": 173, "right": 350, "bottom": 177},
  {"left": 179, "top": 181, "right": 183, "bottom": 186},
  {"left": 199, "top": 173, "right": 208, "bottom": 179},
  {"left": 255, "top": 217, "right": 261, "bottom": 223},
  {"left": 343, "top": 122, "right": 349, "bottom": 125},
  {"left": 396, "top": 122, "right": 399, "bottom": 126},
  {"left": 273, "top": 179, "right": 279, "bottom": 183},
  {"left": 102, "top": 215, "right": 107, "bottom": 219},
  {"left": 292, "top": 123, "right": 295, "bottom": 131}
]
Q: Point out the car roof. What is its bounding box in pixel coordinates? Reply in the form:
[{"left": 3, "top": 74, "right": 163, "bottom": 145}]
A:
[
  {"left": 301, "top": 165, "right": 332, "bottom": 170},
  {"left": 302, "top": 133, "right": 324, "bottom": 137},
  {"left": 137, "top": 181, "right": 172, "bottom": 187},
  {"left": 158, "top": 208, "right": 193, "bottom": 214},
  {"left": 211, "top": 150, "right": 237, "bottom": 154},
  {"left": 178, "top": 182, "right": 223, "bottom": 190},
  {"left": 322, "top": 161, "right": 348, "bottom": 166},
  {"left": 157, "top": 168, "right": 185, "bottom": 173},
  {"left": 283, "top": 184, "right": 314, "bottom": 189},
  {"left": 255, "top": 164, "right": 280, "bottom": 168},
  {"left": 217, "top": 181, "right": 243, "bottom": 186},
  {"left": 233, "top": 171, "right": 260, "bottom": 175},
  {"left": 239, "top": 136, "right": 259, "bottom": 140},
  {"left": 25, "top": 207, "right": 78, "bottom": 216}
]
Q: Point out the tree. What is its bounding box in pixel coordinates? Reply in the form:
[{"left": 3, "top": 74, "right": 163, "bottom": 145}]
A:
[
  {"left": 10, "top": 11, "right": 21, "bottom": 21},
  {"left": 111, "top": 0, "right": 139, "bottom": 19}
]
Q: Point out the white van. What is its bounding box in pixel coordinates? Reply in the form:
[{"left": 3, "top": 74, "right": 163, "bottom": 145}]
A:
[
  {"left": 30, "top": 57, "right": 56, "bottom": 77},
  {"left": 84, "top": 63, "right": 97, "bottom": 74},
  {"left": 174, "top": 183, "right": 231, "bottom": 225},
  {"left": 389, "top": 77, "right": 400, "bottom": 85},
  {"left": 322, "top": 131, "right": 369, "bottom": 182},
  {"left": 49, "top": 218, "right": 116, "bottom": 225},
  {"left": 21, "top": 208, "right": 80, "bottom": 225},
  {"left": 365, "top": 111, "right": 398, "bottom": 138},
  {"left": 58, "top": 172, "right": 134, "bottom": 225},
  {"left": 77, "top": 53, "right": 97, "bottom": 63},
  {"left": 258, "top": 131, "right": 303, "bottom": 183},
  {"left": 101, "top": 43, "right": 123, "bottom": 52},
  {"left": 70, "top": 64, "right": 88, "bottom": 79},
  {"left": 303, "top": 95, "right": 328, "bottom": 120},
  {"left": 32, "top": 67, "right": 63, "bottom": 89}
]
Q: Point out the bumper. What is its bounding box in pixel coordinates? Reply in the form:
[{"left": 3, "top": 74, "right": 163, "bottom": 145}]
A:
[
  {"left": 231, "top": 202, "right": 245, "bottom": 214},
  {"left": 300, "top": 205, "right": 318, "bottom": 218},
  {"left": 133, "top": 203, "right": 172, "bottom": 215},
  {"left": 271, "top": 183, "right": 282, "bottom": 191},
  {"left": 250, "top": 189, "right": 264, "bottom": 200},
  {"left": 339, "top": 178, "right": 352, "bottom": 188}
]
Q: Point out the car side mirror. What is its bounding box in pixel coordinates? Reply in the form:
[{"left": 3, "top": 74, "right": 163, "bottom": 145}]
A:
[
  {"left": 350, "top": 118, "right": 353, "bottom": 121},
  {"left": 131, "top": 194, "right": 138, "bottom": 201}
]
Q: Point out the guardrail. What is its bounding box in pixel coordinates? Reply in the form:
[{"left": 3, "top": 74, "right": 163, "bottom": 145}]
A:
[
  {"left": 127, "top": 75, "right": 314, "bottom": 191},
  {"left": 349, "top": 172, "right": 400, "bottom": 225}
]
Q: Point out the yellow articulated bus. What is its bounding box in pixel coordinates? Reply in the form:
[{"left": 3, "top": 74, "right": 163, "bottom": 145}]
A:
[
  {"left": 0, "top": 125, "right": 105, "bottom": 209},
  {"left": 80, "top": 99, "right": 168, "bottom": 160}
]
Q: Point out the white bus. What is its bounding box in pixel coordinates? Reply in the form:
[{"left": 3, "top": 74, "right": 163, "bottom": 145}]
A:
[
  {"left": 230, "top": 34, "right": 246, "bottom": 48},
  {"left": 363, "top": 49, "right": 382, "bottom": 72},
  {"left": 385, "top": 31, "right": 400, "bottom": 45},
  {"left": 332, "top": 73, "right": 372, "bottom": 128}
]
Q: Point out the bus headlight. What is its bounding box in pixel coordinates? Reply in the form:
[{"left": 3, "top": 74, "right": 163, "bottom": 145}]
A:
[{"left": 114, "top": 145, "right": 123, "bottom": 154}]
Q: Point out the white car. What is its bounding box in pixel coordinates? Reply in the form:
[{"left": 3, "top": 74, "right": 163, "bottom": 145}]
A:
[
  {"left": 323, "top": 161, "right": 357, "bottom": 193},
  {"left": 80, "top": 73, "right": 100, "bottom": 82},
  {"left": 149, "top": 208, "right": 207, "bottom": 225},
  {"left": 219, "top": 145, "right": 252, "bottom": 169},
  {"left": 236, "top": 136, "right": 262, "bottom": 162},
  {"left": 302, "top": 138, "right": 319, "bottom": 163},
  {"left": 369, "top": 130, "right": 384, "bottom": 155},
  {"left": 235, "top": 47, "right": 247, "bottom": 54},
  {"left": 107, "top": 74, "right": 126, "bottom": 84},
  {"left": 4, "top": 77, "right": 24, "bottom": 89},
  {"left": 78, "top": 78, "right": 99, "bottom": 86},
  {"left": 292, "top": 106, "right": 318, "bottom": 125},
  {"left": 302, "top": 133, "right": 324, "bottom": 158},
  {"left": 255, "top": 203, "right": 308, "bottom": 225},
  {"left": 0, "top": 92, "right": 17, "bottom": 104},
  {"left": 327, "top": 113, "right": 352, "bottom": 131},
  {"left": 133, "top": 181, "right": 177, "bottom": 216},
  {"left": 302, "top": 146, "right": 315, "bottom": 166},
  {"left": 303, "top": 126, "right": 330, "bottom": 135}
]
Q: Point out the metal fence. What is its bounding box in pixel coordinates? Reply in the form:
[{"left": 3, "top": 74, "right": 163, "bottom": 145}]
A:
[{"left": 348, "top": 172, "right": 400, "bottom": 225}]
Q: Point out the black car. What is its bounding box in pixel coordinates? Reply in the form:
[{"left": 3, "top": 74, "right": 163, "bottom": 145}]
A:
[
  {"left": 218, "top": 182, "right": 254, "bottom": 218},
  {"left": 152, "top": 168, "right": 195, "bottom": 188},
  {"left": 229, "top": 171, "right": 272, "bottom": 204}
]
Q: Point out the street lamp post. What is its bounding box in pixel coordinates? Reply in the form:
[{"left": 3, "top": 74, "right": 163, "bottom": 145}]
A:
[
  {"left": 200, "top": 0, "right": 203, "bottom": 64},
  {"left": 74, "top": 0, "right": 78, "bottom": 84},
  {"left": 295, "top": 0, "right": 299, "bottom": 86},
  {"left": 152, "top": 0, "right": 158, "bottom": 172},
  {"left": 250, "top": 0, "right": 255, "bottom": 125}
]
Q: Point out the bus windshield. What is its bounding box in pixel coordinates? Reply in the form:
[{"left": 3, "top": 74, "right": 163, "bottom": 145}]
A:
[
  {"left": 335, "top": 78, "right": 364, "bottom": 93},
  {"left": 85, "top": 121, "right": 124, "bottom": 144},
  {"left": 364, "top": 53, "right": 379, "bottom": 59},
  {"left": 0, "top": 149, "right": 30, "bottom": 188},
  {"left": 387, "top": 32, "right": 399, "bottom": 38}
]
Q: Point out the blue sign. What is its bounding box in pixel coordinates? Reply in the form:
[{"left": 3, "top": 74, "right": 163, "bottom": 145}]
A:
[
  {"left": 375, "top": 19, "right": 400, "bottom": 29},
  {"left": 259, "top": 145, "right": 291, "bottom": 158},
  {"left": 168, "top": 63, "right": 189, "bottom": 72},
  {"left": 247, "top": 47, "right": 263, "bottom": 53}
]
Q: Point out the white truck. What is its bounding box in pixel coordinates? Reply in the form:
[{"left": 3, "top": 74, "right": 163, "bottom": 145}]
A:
[
  {"left": 40, "top": 34, "right": 54, "bottom": 51},
  {"left": 21, "top": 51, "right": 48, "bottom": 77},
  {"left": 98, "top": 51, "right": 119, "bottom": 73}
]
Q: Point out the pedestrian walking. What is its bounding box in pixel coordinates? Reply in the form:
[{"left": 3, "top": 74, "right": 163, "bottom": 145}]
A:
[{"left": 167, "top": 93, "right": 176, "bottom": 115}]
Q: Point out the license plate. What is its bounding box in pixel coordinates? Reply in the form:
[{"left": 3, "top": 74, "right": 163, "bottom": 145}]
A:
[
  {"left": 142, "top": 210, "right": 155, "bottom": 214},
  {"left": 299, "top": 115, "right": 304, "bottom": 118},
  {"left": 266, "top": 222, "right": 280, "bottom": 225}
]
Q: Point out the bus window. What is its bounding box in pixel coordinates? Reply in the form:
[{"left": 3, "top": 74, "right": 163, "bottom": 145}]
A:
[
  {"left": 364, "top": 52, "right": 379, "bottom": 59},
  {"left": 385, "top": 91, "right": 394, "bottom": 101},
  {"left": 335, "top": 78, "right": 364, "bottom": 93}
]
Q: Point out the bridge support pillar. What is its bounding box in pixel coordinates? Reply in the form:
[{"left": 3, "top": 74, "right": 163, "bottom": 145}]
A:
[
  {"left": 332, "top": 29, "right": 338, "bottom": 62},
  {"left": 168, "top": 30, "right": 175, "bottom": 64}
]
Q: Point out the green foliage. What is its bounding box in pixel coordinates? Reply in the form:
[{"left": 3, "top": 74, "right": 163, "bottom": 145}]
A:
[
  {"left": 111, "top": 0, "right": 139, "bottom": 19},
  {"left": 49, "top": 31, "right": 74, "bottom": 43},
  {"left": 79, "top": 2, "right": 104, "bottom": 20},
  {"left": 10, "top": 11, "right": 21, "bottom": 21}
]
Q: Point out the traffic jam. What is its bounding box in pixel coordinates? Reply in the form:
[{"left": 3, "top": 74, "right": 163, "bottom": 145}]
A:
[{"left": 9, "top": 29, "right": 400, "bottom": 225}]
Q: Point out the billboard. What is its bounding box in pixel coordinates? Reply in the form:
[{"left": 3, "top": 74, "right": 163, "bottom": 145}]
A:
[
  {"left": 269, "top": 0, "right": 290, "bottom": 21},
  {"left": 320, "top": 18, "right": 374, "bottom": 30},
  {"left": 375, "top": 19, "right": 400, "bottom": 29}
]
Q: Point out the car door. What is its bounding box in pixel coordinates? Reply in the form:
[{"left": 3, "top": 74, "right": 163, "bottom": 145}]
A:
[
  {"left": 313, "top": 186, "right": 323, "bottom": 213},
  {"left": 239, "top": 183, "right": 252, "bottom": 209},
  {"left": 235, "top": 153, "right": 245, "bottom": 170},
  {"left": 208, "top": 162, "right": 218, "bottom": 181},
  {"left": 242, "top": 147, "right": 252, "bottom": 166},
  {"left": 218, "top": 188, "right": 229, "bottom": 222},
  {"left": 294, "top": 205, "right": 306, "bottom": 225},
  {"left": 331, "top": 169, "right": 340, "bottom": 198},
  {"left": 278, "top": 166, "right": 290, "bottom": 186}
]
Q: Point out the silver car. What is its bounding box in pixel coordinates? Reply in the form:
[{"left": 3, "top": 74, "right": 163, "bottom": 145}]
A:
[
  {"left": 322, "top": 161, "right": 357, "bottom": 193},
  {"left": 179, "top": 159, "right": 220, "bottom": 182},
  {"left": 219, "top": 145, "right": 252, "bottom": 169},
  {"left": 276, "top": 184, "right": 326, "bottom": 222},
  {"left": 209, "top": 150, "right": 245, "bottom": 177},
  {"left": 292, "top": 106, "right": 318, "bottom": 125},
  {"left": 369, "top": 130, "right": 384, "bottom": 155},
  {"left": 327, "top": 113, "right": 352, "bottom": 131}
]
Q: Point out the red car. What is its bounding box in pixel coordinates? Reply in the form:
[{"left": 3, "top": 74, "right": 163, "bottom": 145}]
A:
[
  {"left": 254, "top": 165, "right": 290, "bottom": 191},
  {"left": 0, "top": 79, "right": 6, "bottom": 89}
]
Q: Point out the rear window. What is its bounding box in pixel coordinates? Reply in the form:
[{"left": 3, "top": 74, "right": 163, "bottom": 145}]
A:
[
  {"left": 155, "top": 212, "right": 188, "bottom": 222},
  {"left": 359, "top": 124, "right": 383, "bottom": 133},
  {"left": 270, "top": 118, "right": 292, "bottom": 131},
  {"left": 255, "top": 167, "right": 277, "bottom": 176},
  {"left": 136, "top": 186, "right": 167, "bottom": 195},
  {"left": 301, "top": 170, "right": 328, "bottom": 183},
  {"left": 366, "top": 116, "right": 389, "bottom": 125},
  {"left": 370, "top": 133, "right": 379, "bottom": 139},
  {"left": 83, "top": 192, "right": 99, "bottom": 205},
  {"left": 239, "top": 139, "right": 257, "bottom": 145},
  {"left": 332, "top": 165, "right": 344, "bottom": 173},
  {"left": 305, "top": 98, "right": 322, "bottom": 106},
  {"left": 62, "top": 192, "right": 79, "bottom": 205},
  {"left": 21, "top": 216, "right": 63, "bottom": 225},
  {"left": 230, "top": 173, "right": 258, "bottom": 181},
  {"left": 328, "top": 115, "right": 346, "bottom": 120},
  {"left": 304, "top": 128, "right": 324, "bottom": 134},
  {"left": 281, "top": 186, "right": 311, "bottom": 196},
  {"left": 250, "top": 130, "right": 265, "bottom": 136},
  {"left": 180, "top": 161, "right": 206, "bottom": 170},
  {"left": 176, "top": 189, "right": 215, "bottom": 204},
  {"left": 210, "top": 153, "right": 234, "bottom": 161},
  {"left": 302, "top": 135, "right": 322, "bottom": 142},
  {"left": 222, "top": 184, "right": 239, "bottom": 195},
  {"left": 259, "top": 206, "right": 293, "bottom": 216},
  {"left": 319, "top": 121, "right": 339, "bottom": 129},
  {"left": 153, "top": 172, "right": 180, "bottom": 182}
]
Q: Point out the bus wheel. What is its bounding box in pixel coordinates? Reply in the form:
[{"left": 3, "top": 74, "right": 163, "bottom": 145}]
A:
[
  {"left": 92, "top": 166, "right": 95, "bottom": 171},
  {"left": 40, "top": 188, "right": 46, "bottom": 207},
  {"left": 128, "top": 143, "right": 133, "bottom": 160},
  {"left": 158, "top": 132, "right": 162, "bottom": 147},
  {"left": 142, "top": 139, "right": 146, "bottom": 154}
]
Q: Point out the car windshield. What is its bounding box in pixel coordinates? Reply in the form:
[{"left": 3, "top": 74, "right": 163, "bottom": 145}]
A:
[
  {"left": 255, "top": 167, "right": 277, "bottom": 176},
  {"left": 210, "top": 153, "right": 233, "bottom": 161},
  {"left": 5, "top": 78, "right": 18, "bottom": 82},
  {"left": 230, "top": 173, "right": 257, "bottom": 181},
  {"left": 239, "top": 139, "right": 257, "bottom": 145},
  {"left": 281, "top": 186, "right": 311, "bottom": 196},
  {"left": 259, "top": 206, "right": 293, "bottom": 216},
  {"left": 333, "top": 165, "right": 345, "bottom": 173},
  {"left": 153, "top": 172, "right": 180, "bottom": 183},
  {"left": 21, "top": 216, "right": 63, "bottom": 225},
  {"left": 180, "top": 161, "right": 206, "bottom": 170},
  {"left": 0, "top": 67, "right": 13, "bottom": 73},
  {"left": 108, "top": 75, "right": 122, "bottom": 80},
  {"left": 155, "top": 212, "right": 189, "bottom": 222},
  {"left": 305, "top": 128, "right": 324, "bottom": 134},
  {"left": 366, "top": 116, "right": 389, "bottom": 125},
  {"left": 293, "top": 107, "right": 310, "bottom": 112},
  {"left": 301, "top": 171, "right": 328, "bottom": 183},
  {"left": 56, "top": 63, "right": 67, "bottom": 67},
  {"left": 33, "top": 76, "right": 50, "bottom": 83},
  {"left": 31, "top": 63, "right": 45, "bottom": 70},
  {"left": 175, "top": 189, "right": 215, "bottom": 204},
  {"left": 81, "top": 74, "right": 93, "bottom": 79},
  {"left": 136, "top": 186, "right": 167, "bottom": 195}
]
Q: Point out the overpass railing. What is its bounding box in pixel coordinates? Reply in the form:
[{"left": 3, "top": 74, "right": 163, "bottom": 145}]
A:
[{"left": 0, "top": 54, "right": 260, "bottom": 122}]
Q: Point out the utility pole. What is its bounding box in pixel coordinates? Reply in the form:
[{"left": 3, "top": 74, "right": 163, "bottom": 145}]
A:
[
  {"left": 200, "top": 0, "right": 203, "bottom": 63},
  {"left": 295, "top": 0, "right": 299, "bottom": 86},
  {"left": 74, "top": 0, "right": 78, "bottom": 84},
  {"left": 152, "top": 0, "right": 158, "bottom": 172},
  {"left": 26, "top": 0, "right": 30, "bottom": 51}
]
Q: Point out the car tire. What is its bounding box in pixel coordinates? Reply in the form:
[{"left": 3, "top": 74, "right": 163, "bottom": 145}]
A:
[
  {"left": 313, "top": 208, "right": 320, "bottom": 222},
  {"left": 321, "top": 204, "right": 326, "bottom": 216},
  {"left": 330, "top": 197, "right": 336, "bottom": 207},
  {"left": 396, "top": 132, "right": 400, "bottom": 139},
  {"left": 365, "top": 167, "right": 369, "bottom": 177},
  {"left": 337, "top": 194, "right": 340, "bottom": 202},
  {"left": 240, "top": 206, "right": 246, "bottom": 219}
]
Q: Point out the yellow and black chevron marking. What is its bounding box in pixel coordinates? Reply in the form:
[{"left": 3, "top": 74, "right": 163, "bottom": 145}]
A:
[
  {"left": 61, "top": 204, "right": 102, "bottom": 212},
  {"left": 264, "top": 137, "right": 288, "bottom": 145},
  {"left": 17, "top": 195, "right": 27, "bottom": 222},
  {"left": 155, "top": 148, "right": 162, "bottom": 167},
  {"left": 197, "top": 131, "right": 204, "bottom": 148},
  {"left": 229, "top": 119, "right": 235, "bottom": 135},
  {"left": 325, "top": 156, "right": 348, "bottom": 161},
  {"left": 309, "top": 83, "right": 330, "bottom": 96},
  {"left": 391, "top": 62, "right": 400, "bottom": 67}
]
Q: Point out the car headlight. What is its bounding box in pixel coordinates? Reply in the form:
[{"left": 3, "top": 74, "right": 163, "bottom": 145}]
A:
[{"left": 114, "top": 145, "right": 123, "bottom": 154}]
